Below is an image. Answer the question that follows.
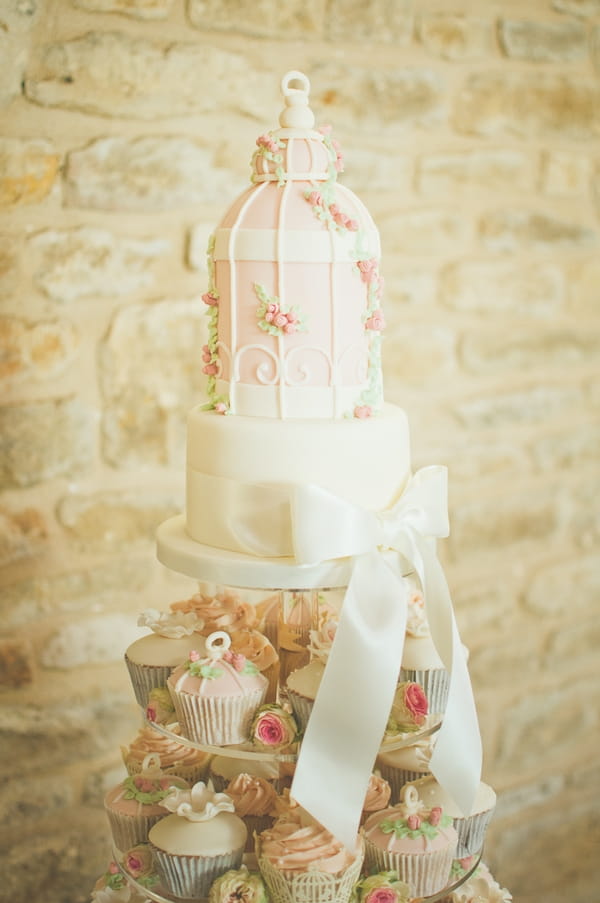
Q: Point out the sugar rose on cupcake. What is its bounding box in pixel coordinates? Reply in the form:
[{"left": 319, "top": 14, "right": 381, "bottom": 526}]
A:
[
  {"left": 354, "top": 870, "right": 410, "bottom": 903},
  {"left": 386, "top": 681, "right": 428, "bottom": 734},
  {"left": 208, "top": 866, "right": 270, "bottom": 903},
  {"left": 250, "top": 703, "right": 298, "bottom": 750},
  {"left": 122, "top": 843, "right": 159, "bottom": 888}
]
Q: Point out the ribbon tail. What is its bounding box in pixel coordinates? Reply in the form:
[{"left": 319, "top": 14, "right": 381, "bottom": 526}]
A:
[
  {"left": 422, "top": 541, "right": 482, "bottom": 816},
  {"left": 291, "top": 550, "right": 407, "bottom": 850}
]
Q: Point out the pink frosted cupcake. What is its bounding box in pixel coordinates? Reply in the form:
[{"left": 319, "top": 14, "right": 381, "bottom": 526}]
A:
[
  {"left": 124, "top": 608, "right": 205, "bottom": 708},
  {"left": 407, "top": 775, "right": 496, "bottom": 858},
  {"left": 148, "top": 781, "right": 247, "bottom": 899},
  {"left": 257, "top": 808, "right": 364, "bottom": 903},
  {"left": 121, "top": 723, "right": 212, "bottom": 786},
  {"left": 225, "top": 772, "right": 278, "bottom": 850},
  {"left": 104, "top": 754, "right": 188, "bottom": 851},
  {"left": 167, "top": 631, "right": 268, "bottom": 746},
  {"left": 361, "top": 772, "right": 392, "bottom": 826},
  {"left": 362, "top": 785, "right": 458, "bottom": 898}
]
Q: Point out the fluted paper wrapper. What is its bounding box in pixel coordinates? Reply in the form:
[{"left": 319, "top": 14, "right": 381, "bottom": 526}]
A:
[
  {"left": 125, "top": 655, "right": 173, "bottom": 708},
  {"left": 105, "top": 808, "right": 163, "bottom": 852},
  {"left": 454, "top": 807, "right": 495, "bottom": 858},
  {"left": 257, "top": 839, "right": 364, "bottom": 903},
  {"left": 364, "top": 835, "right": 455, "bottom": 898},
  {"left": 377, "top": 763, "right": 431, "bottom": 803},
  {"left": 286, "top": 687, "right": 314, "bottom": 733},
  {"left": 170, "top": 686, "right": 266, "bottom": 746},
  {"left": 150, "top": 845, "right": 243, "bottom": 899},
  {"left": 399, "top": 666, "right": 450, "bottom": 716}
]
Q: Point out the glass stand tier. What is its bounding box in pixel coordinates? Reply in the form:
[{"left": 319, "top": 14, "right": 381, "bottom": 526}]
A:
[{"left": 112, "top": 843, "right": 483, "bottom": 903}]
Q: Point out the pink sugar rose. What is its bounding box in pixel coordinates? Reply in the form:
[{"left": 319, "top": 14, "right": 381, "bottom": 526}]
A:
[
  {"left": 459, "top": 856, "right": 474, "bottom": 870},
  {"left": 145, "top": 702, "right": 157, "bottom": 721},
  {"left": 283, "top": 323, "right": 296, "bottom": 334},
  {"left": 264, "top": 311, "right": 274, "bottom": 323},
  {"left": 407, "top": 814, "right": 421, "bottom": 830},
  {"left": 404, "top": 682, "right": 428, "bottom": 722},
  {"left": 125, "top": 853, "right": 144, "bottom": 878},
  {"left": 215, "top": 402, "right": 227, "bottom": 414},
  {"left": 357, "top": 258, "right": 378, "bottom": 283},
  {"left": 273, "top": 313, "right": 288, "bottom": 328},
  {"left": 354, "top": 405, "right": 372, "bottom": 419},
  {"left": 347, "top": 218, "right": 358, "bottom": 231},
  {"left": 135, "top": 778, "right": 154, "bottom": 793},
  {"left": 329, "top": 203, "right": 340, "bottom": 216},
  {"left": 202, "top": 291, "right": 219, "bottom": 306},
  {"left": 365, "top": 890, "right": 398, "bottom": 903},
  {"left": 307, "top": 190, "right": 322, "bottom": 206},
  {"left": 203, "top": 362, "right": 218, "bottom": 375},
  {"left": 189, "top": 649, "right": 201, "bottom": 662},
  {"left": 365, "top": 310, "right": 386, "bottom": 331},
  {"left": 223, "top": 649, "right": 246, "bottom": 671},
  {"left": 429, "top": 807, "right": 442, "bottom": 826},
  {"left": 202, "top": 345, "right": 212, "bottom": 362}
]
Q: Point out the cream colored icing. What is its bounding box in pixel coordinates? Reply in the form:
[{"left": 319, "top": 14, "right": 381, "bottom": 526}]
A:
[
  {"left": 286, "top": 659, "right": 325, "bottom": 700},
  {"left": 401, "top": 635, "right": 445, "bottom": 671},
  {"left": 259, "top": 817, "right": 357, "bottom": 874},
  {"left": 149, "top": 810, "right": 247, "bottom": 857},
  {"left": 225, "top": 773, "right": 278, "bottom": 817},
  {"left": 125, "top": 632, "right": 207, "bottom": 668},
  {"left": 377, "top": 737, "right": 435, "bottom": 772},
  {"left": 407, "top": 776, "right": 496, "bottom": 817},
  {"left": 137, "top": 608, "right": 203, "bottom": 638}
]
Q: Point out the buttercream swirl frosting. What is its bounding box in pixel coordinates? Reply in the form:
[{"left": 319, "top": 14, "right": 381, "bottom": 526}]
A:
[
  {"left": 226, "top": 773, "right": 278, "bottom": 817},
  {"left": 137, "top": 608, "right": 203, "bottom": 638},
  {"left": 230, "top": 628, "right": 278, "bottom": 672},
  {"left": 171, "top": 589, "right": 257, "bottom": 634},
  {"left": 362, "top": 773, "right": 391, "bottom": 813},
  {"left": 160, "top": 781, "right": 235, "bottom": 822},
  {"left": 259, "top": 815, "right": 356, "bottom": 874},
  {"left": 122, "top": 725, "right": 210, "bottom": 772}
]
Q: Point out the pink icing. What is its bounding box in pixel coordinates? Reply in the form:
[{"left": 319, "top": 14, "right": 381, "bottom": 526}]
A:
[
  {"left": 225, "top": 773, "right": 278, "bottom": 817},
  {"left": 363, "top": 774, "right": 392, "bottom": 814},
  {"left": 168, "top": 654, "right": 267, "bottom": 699},
  {"left": 363, "top": 805, "right": 458, "bottom": 855}
]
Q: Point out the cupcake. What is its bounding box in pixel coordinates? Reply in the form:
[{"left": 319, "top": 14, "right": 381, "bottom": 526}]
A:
[
  {"left": 225, "top": 772, "right": 278, "bottom": 850},
  {"left": 104, "top": 753, "right": 188, "bottom": 851},
  {"left": 209, "top": 753, "right": 290, "bottom": 794},
  {"left": 121, "top": 723, "right": 212, "bottom": 785},
  {"left": 399, "top": 586, "right": 450, "bottom": 715},
  {"left": 230, "top": 627, "right": 280, "bottom": 702},
  {"left": 167, "top": 630, "right": 268, "bottom": 746},
  {"left": 406, "top": 775, "right": 496, "bottom": 858},
  {"left": 285, "top": 620, "right": 336, "bottom": 731},
  {"left": 362, "top": 785, "right": 458, "bottom": 898},
  {"left": 257, "top": 807, "right": 364, "bottom": 903},
  {"left": 148, "top": 781, "right": 247, "bottom": 899},
  {"left": 208, "top": 866, "right": 270, "bottom": 903},
  {"left": 361, "top": 772, "right": 392, "bottom": 826},
  {"left": 124, "top": 608, "right": 205, "bottom": 708},
  {"left": 376, "top": 735, "right": 435, "bottom": 801}
]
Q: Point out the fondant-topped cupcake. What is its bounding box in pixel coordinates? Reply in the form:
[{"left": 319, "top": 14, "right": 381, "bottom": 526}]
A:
[
  {"left": 167, "top": 630, "right": 268, "bottom": 746},
  {"left": 362, "top": 785, "right": 458, "bottom": 898},
  {"left": 149, "top": 781, "right": 247, "bottom": 899}
]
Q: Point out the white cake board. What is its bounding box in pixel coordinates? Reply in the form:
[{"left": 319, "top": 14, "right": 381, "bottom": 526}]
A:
[{"left": 156, "top": 514, "right": 357, "bottom": 590}]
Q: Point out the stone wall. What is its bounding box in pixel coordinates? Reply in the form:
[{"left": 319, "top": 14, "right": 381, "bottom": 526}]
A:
[{"left": 1, "top": 1, "right": 599, "bottom": 901}]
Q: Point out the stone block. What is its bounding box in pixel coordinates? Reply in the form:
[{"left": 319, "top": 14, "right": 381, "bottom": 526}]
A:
[
  {"left": 73, "top": 0, "right": 173, "bottom": 18},
  {"left": 0, "top": 315, "right": 79, "bottom": 383},
  {"left": 454, "top": 385, "right": 583, "bottom": 430},
  {"left": 592, "top": 24, "right": 600, "bottom": 73},
  {"left": 0, "top": 138, "right": 59, "bottom": 207},
  {"left": 0, "top": 0, "right": 40, "bottom": 108},
  {"left": 547, "top": 615, "right": 600, "bottom": 673},
  {"left": 2, "top": 557, "right": 154, "bottom": 629},
  {"left": 569, "top": 482, "right": 600, "bottom": 549},
  {"left": 0, "top": 774, "right": 74, "bottom": 827},
  {"left": 498, "top": 18, "right": 587, "bottom": 62},
  {"left": 441, "top": 440, "right": 528, "bottom": 484},
  {"left": 455, "top": 71, "right": 600, "bottom": 141},
  {"left": 468, "top": 632, "right": 543, "bottom": 690},
  {"left": 447, "top": 489, "right": 559, "bottom": 559},
  {"left": 479, "top": 208, "right": 597, "bottom": 252},
  {"left": 65, "top": 136, "right": 240, "bottom": 211},
  {"left": 383, "top": 324, "right": 456, "bottom": 388},
  {"left": 0, "top": 637, "right": 35, "bottom": 687},
  {"left": 29, "top": 227, "right": 169, "bottom": 303},
  {"left": 525, "top": 554, "right": 599, "bottom": 616},
  {"left": 552, "top": 0, "right": 600, "bottom": 15},
  {"left": 343, "top": 149, "right": 412, "bottom": 193},
  {"left": 383, "top": 208, "right": 470, "bottom": 256},
  {"left": 532, "top": 424, "right": 600, "bottom": 472},
  {"left": 40, "top": 613, "right": 143, "bottom": 669},
  {"left": 25, "top": 31, "right": 274, "bottom": 120},
  {"left": 540, "top": 150, "right": 593, "bottom": 195},
  {"left": 460, "top": 325, "right": 600, "bottom": 375},
  {"left": 190, "top": 0, "right": 325, "bottom": 38},
  {"left": 384, "top": 268, "right": 438, "bottom": 308},
  {"left": 82, "top": 761, "right": 127, "bottom": 806},
  {"left": 56, "top": 490, "right": 180, "bottom": 551},
  {"left": 493, "top": 774, "right": 564, "bottom": 820},
  {"left": 99, "top": 298, "right": 206, "bottom": 468},
  {"left": 325, "top": 0, "right": 412, "bottom": 43},
  {"left": 417, "top": 13, "right": 493, "bottom": 60},
  {"left": 0, "top": 234, "right": 22, "bottom": 298},
  {"left": 0, "top": 505, "right": 47, "bottom": 568},
  {"left": 310, "top": 64, "right": 445, "bottom": 132},
  {"left": 0, "top": 397, "right": 93, "bottom": 489},
  {"left": 440, "top": 259, "right": 565, "bottom": 316},
  {"left": 417, "top": 148, "right": 534, "bottom": 195},
  {"left": 452, "top": 577, "right": 521, "bottom": 635}
]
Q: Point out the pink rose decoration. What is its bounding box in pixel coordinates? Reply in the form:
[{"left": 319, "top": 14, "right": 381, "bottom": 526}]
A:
[
  {"left": 202, "top": 291, "right": 219, "bottom": 306},
  {"left": 125, "top": 853, "right": 144, "bottom": 877},
  {"left": 203, "top": 362, "right": 218, "bottom": 375},
  {"left": 354, "top": 405, "right": 372, "bottom": 419},
  {"left": 250, "top": 704, "right": 297, "bottom": 749},
  {"left": 256, "top": 712, "right": 285, "bottom": 746},
  {"left": 365, "top": 890, "right": 398, "bottom": 903},
  {"left": 365, "top": 310, "right": 386, "bottom": 331},
  {"left": 215, "top": 402, "right": 227, "bottom": 414},
  {"left": 189, "top": 649, "right": 201, "bottom": 662},
  {"left": 329, "top": 203, "right": 340, "bottom": 216},
  {"left": 357, "top": 258, "right": 378, "bottom": 283},
  {"left": 429, "top": 806, "right": 442, "bottom": 826},
  {"left": 108, "top": 862, "right": 120, "bottom": 876},
  {"left": 273, "top": 312, "right": 288, "bottom": 328},
  {"left": 407, "top": 814, "right": 421, "bottom": 830},
  {"left": 307, "top": 190, "right": 322, "bottom": 206},
  {"left": 201, "top": 345, "right": 212, "bottom": 362},
  {"left": 404, "top": 682, "right": 428, "bottom": 723},
  {"left": 223, "top": 649, "right": 247, "bottom": 671}
]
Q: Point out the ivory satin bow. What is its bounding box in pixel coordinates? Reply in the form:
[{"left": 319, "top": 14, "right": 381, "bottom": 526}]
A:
[{"left": 287, "top": 465, "right": 482, "bottom": 850}]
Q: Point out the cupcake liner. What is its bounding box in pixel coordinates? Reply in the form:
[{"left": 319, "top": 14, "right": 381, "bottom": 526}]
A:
[
  {"left": 363, "top": 835, "right": 455, "bottom": 898},
  {"left": 454, "top": 807, "right": 495, "bottom": 858},
  {"left": 170, "top": 686, "right": 266, "bottom": 746},
  {"left": 241, "top": 814, "right": 274, "bottom": 852},
  {"left": 286, "top": 688, "right": 314, "bottom": 733},
  {"left": 105, "top": 808, "right": 164, "bottom": 852},
  {"left": 257, "top": 840, "right": 364, "bottom": 903},
  {"left": 125, "top": 655, "right": 173, "bottom": 708},
  {"left": 377, "top": 763, "right": 431, "bottom": 803},
  {"left": 150, "top": 845, "right": 244, "bottom": 899},
  {"left": 398, "top": 667, "right": 449, "bottom": 715}
]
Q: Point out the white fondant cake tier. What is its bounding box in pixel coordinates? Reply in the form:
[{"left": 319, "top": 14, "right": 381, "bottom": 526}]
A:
[{"left": 185, "top": 403, "right": 411, "bottom": 557}]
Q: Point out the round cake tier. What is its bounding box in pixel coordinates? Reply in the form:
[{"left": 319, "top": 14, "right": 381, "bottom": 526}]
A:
[{"left": 185, "top": 402, "right": 411, "bottom": 559}]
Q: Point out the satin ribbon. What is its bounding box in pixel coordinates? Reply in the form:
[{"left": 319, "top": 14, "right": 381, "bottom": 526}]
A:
[{"left": 288, "top": 465, "right": 482, "bottom": 850}]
